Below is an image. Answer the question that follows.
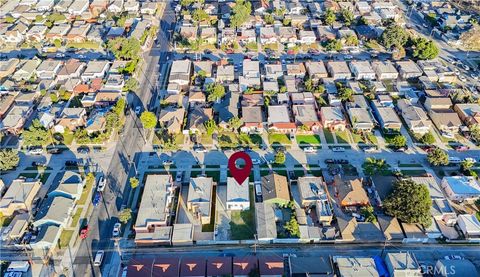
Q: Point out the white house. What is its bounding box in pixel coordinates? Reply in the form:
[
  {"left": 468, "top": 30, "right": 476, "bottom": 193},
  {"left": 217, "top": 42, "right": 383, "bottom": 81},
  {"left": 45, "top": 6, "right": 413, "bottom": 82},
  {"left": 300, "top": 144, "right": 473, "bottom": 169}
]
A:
[
  {"left": 441, "top": 176, "right": 480, "bottom": 202},
  {"left": 226, "top": 177, "right": 250, "bottom": 211},
  {"left": 457, "top": 214, "right": 480, "bottom": 239}
]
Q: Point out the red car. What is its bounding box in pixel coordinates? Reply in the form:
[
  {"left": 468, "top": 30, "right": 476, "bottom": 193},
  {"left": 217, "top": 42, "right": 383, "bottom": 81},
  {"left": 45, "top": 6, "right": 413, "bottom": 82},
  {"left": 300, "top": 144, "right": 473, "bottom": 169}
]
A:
[{"left": 80, "top": 225, "right": 89, "bottom": 239}]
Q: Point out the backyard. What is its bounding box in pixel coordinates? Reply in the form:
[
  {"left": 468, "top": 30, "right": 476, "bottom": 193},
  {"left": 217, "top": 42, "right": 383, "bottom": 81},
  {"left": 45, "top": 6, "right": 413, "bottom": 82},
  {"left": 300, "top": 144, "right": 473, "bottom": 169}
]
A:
[{"left": 229, "top": 187, "right": 255, "bottom": 240}]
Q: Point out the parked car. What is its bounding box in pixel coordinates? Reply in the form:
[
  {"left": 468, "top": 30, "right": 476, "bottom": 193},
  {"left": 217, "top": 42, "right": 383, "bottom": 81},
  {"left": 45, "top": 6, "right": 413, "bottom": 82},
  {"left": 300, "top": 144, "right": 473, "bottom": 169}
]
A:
[
  {"left": 448, "top": 157, "right": 462, "bottom": 164},
  {"left": 303, "top": 147, "right": 317, "bottom": 153},
  {"left": 93, "top": 251, "right": 104, "bottom": 266},
  {"left": 47, "top": 147, "right": 63, "bottom": 154},
  {"left": 332, "top": 147, "right": 345, "bottom": 152},
  {"left": 80, "top": 225, "right": 89, "bottom": 239},
  {"left": 444, "top": 255, "right": 463, "bottom": 260},
  {"left": 31, "top": 161, "right": 46, "bottom": 167},
  {"left": 27, "top": 147, "right": 43, "bottom": 155},
  {"left": 135, "top": 106, "right": 142, "bottom": 115},
  {"left": 464, "top": 157, "right": 477, "bottom": 163},
  {"left": 112, "top": 223, "right": 121, "bottom": 237},
  {"left": 77, "top": 146, "right": 90, "bottom": 154},
  {"left": 176, "top": 171, "right": 183, "bottom": 183},
  {"left": 162, "top": 160, "right": 174, "bottom": 166},
  {"left": 334, "top": 159, "right": 349, "bottom": 164},
  {"left": 325, "top": 159, "right": 335, "bottom": 164},
  {"left": 193, "top": 146, "right": 207, "bottom": 153},
  {"left": 251, "top": 159, "right": 261, "bottom": 165},
  {"left": 65, "top": 160, "right": 82, "bottom": 166},
  {"left": 93, "top": 192, "right": 102, "bottom": 206},
  {"left": 455, "top": 145, "right": 470, "bottom": 152},
  {"left": 97, "top": 176, "right": 106, "bottom": 192}
]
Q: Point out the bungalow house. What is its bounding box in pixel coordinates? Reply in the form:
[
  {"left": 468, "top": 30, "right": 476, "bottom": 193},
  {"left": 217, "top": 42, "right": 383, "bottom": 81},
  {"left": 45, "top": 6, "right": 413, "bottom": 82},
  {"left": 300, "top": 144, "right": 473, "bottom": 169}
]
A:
[
  {"left": 334, "top": 176, "right": 369, "bottom": 208},
  {"left": 372, "top": 60, "right": 399, "bottom": 80},
  {"left": 0, "top": 92, "right": 17, "bottom": 119},
  {"left": 356, "top": 1, "right": 371, "bottom": 14},
  {"left": 55, "top": 0, "right": 73, "bottom": 12},
  {"left": 240, "top": 60, "right": 261, "bottom": 91},
  {"left": 226, "top": 177, "right": 249, "bottom": 211},
  {"left": 101, "top": 74, "right": 124, "bottom": 91},
  {"left": 200, "top": 27, "right": 216, "bottom": 44},
  {"left": 268, "top": 105, "right": 296, "bottom": 134},
  {"left": 258, "top": 257, "right": 284, "bottom": 277},
  {"left": 290, "top": 14, "right": 308, "bottom": 28},
  {"left": 140, "top": 2, "right": 157, "bottom": 15},
  {"left": 185, "top": 107, "right": 213, "bottom": 134},
  {"left": 264, "top": 64, "right": 283, "bottom": 81},
  {"left": 220, "top": 28, "right": 236, "bottom": 45},
  {"left": 349, "top": 61, "right": 376, "bottom": 81},
  {"left": 377, "top": 215, "right": 404, "bottom": 241},
  {"left": 241, "top": 94, "right": 263, "bottom": 107},
  {"left": 320, "top": 106, "right": 346, "bottom": 131},
  {"left": 259, "top": 27, "right": 277, "bottom": 44},
  {"left": 180, "top": 26, "right": 198, "bottom": 42},
  {"left": 107, "top": 0, "right": 123, "bottom": 13},
  {"left": 385, "top": 252, "right": 422, "bottom": 276},
  {"left": 237, "top": 28, "right": 256, "bottom": 45},
  {"left": 0, "top": 103, "right": 34, "bottom": 135},
  {"left": 347, "top": 107, "right": 374, "bottom": 132},
  {"left": 81, "top": 61, "right": 110, "bottom": 82},
  {"left": 36, "top": 59, "right": 62, "bottom": 80},
  {"left": 66, "top": 24, "right": 90, "bottom": 43},
  {"left": 0, "top": 59, "right": 19, "bottom": 79},
  {"left": 396, "top": 99, "right": 432, "bottom": 135},
  {"left": 286, "top": 63, "right": 306, "bottom": 79},
  {"left": 298, "top": 30, "right": 316, "bottom": 45},
  {"left": 261, "top": 173, "right": 290, "bottom": 205},
  {"left": 124, "top": 0, "right": 139, "bottom": 13},
  {"left": 33, "top": 196, "right": 75, "bottom": 228},
  {"left": 297, "top": 176, "right": 330, "bottom": 207},
  {"left": 277, "top": 27, "right": 297, "bottom": 44},
  {"left": 429, "top": 109, "right": 462, "bottom": 135},
  {"left": 255, "top": 202, "right": 277, "bottom": 240},
  {"left": 0, "top": 179, "right": 41, "bottom": 217},
  {"left": 316, "top": 26, "right": 336, "bottom": 42},
  {"left": 48, "top": 171, "right": 84, "bottom": 201},
  {"left": 12, "top": 59, "right": 40, "bottom": 82},
  {"left": 305, "top": 61, "right": 328, "bottom": 83},
  {"left": 292, "top": 104, "right": 321, "bottom": 131},
  {"left": 457, "top": 214, "right": 480, "bottom": 239},
  {"left": 68, "top": 0, "right": 90, "bottom": 15},
  {"left": 46, "top": 24, "right": 71, "bottom": 41},
  {"left": 454, "top": 103, "right": 480, "bottom": 127},
  {"left": 134, "top": 175, "right": 175, "bottom": 236},
  {"left": 187, "top": 177, "right": 214, "bottom": 225},
  {"left": 396, "top": 60, "right": 423, "bottom": 79},
  {"left": 291, "top": 92, "right": 315, "bottom": 106},
  {"left": 441, "top": 176, "right": 480, "bottom": 202},
  {"left": 56, "top": 107, "right": 86, "bottom": 132},
  {"left": 57, "top": 59, "right": 86, "bottom": 81},
  {"left": 25, "top": 25, "right": 48, "bottom": 42},
  {"left": 193, "top": 61, "right": 213, "bottom": 78},
  {"left": 371, "top": 101, "right": 402, "bottom": 132},
  {"left": 216, "top": 65, "right": 234, "bottom": 83},
  {"left": 327, "top": 61, "right": 351, "bottom": 80},
  {"left": 241, "top": 106, "right": 264, "bottom": 133},
  {"left": 158, "top": 107, "right": 185, "bottom": 134}
]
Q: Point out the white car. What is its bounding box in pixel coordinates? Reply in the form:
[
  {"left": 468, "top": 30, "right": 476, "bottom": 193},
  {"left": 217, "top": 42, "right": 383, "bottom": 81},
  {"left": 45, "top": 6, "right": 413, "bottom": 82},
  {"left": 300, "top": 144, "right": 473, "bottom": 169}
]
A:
[
  {"left": 134, "top": 106, "right": 141, "bottom": 115},
  {"left": 97, "top": 176, "right": 106, "bottom": 192},
  {"left": 458, "top": 75, "right": 467, "bottom": 82},
  {"left": 251, "top": 158, "right": 261, "bottom": 165},
  {"left": 332, "top": 147, "right": 345, "bottom": 152},
  {"left": 28, "top": 148, "right": 43, "bottom": 155},
  {"left": 112, "top": 223, "right": 121, "bottom": 237},
  {"left": 93, "top": 250, "right": 104, "bottom": 266},
  {"left": 464, "top": 157, "right": 477, "bottom": 163},
  {"left": 303, "top": 147, "right": 317, "bottom": 153},
  {"left": 162, "top": 160, "right": 174, "bottom": 166},
  {"left": 444, "top": 255, "right": 463, "bottom": 260}
]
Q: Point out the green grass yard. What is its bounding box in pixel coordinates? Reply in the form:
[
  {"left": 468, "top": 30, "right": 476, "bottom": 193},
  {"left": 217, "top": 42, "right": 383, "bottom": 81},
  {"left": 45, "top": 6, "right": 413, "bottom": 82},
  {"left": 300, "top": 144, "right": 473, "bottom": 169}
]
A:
[
  {"left": 71, "top": 208, "right": 83, "bottom": 228},
  {"left": 78, "top": 176, "right": 94, "bottom": 205},
  {"left": 229, "top": 187, "right": 255, "bottom": 240},
  {"left": 268, "top": 133, "right": 291, "bottom": 145},
  {"left": 59, "top": 230, "right": 74, "bottom": 248},
  {"left": 335, "top": 130, "right": 351, "bottom": 144},
  {"left": 296, "top": 135, "right": 321, "bottom": 145}
]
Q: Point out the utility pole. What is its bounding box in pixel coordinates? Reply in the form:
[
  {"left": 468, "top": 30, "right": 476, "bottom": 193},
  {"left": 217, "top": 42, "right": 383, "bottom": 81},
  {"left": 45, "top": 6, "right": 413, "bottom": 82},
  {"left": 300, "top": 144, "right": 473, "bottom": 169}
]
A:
[{"left": 253, "top": 234, "right": 258, "bottom": 255}]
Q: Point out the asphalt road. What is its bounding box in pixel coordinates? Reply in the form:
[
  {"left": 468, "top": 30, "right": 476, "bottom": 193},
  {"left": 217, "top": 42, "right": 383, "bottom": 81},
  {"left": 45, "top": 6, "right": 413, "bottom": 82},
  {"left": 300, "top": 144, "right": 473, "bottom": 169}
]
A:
[{"left": 71, "top": 4, "right": 176, "bottom": 277}]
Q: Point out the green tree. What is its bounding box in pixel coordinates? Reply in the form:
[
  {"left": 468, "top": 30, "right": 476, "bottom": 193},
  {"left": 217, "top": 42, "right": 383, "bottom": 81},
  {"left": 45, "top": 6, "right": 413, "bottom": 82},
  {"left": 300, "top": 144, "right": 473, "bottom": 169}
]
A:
[
  {"left": 362, "top": 157, "right": 389, "bottom": 176},
  {"left": 345, "top": 34, "right": 359, "bottom": 46},
  {"left": 304, "top": 78, "right": 314, "bottom": 92},
  {"left": 420, "top": 132, "right": 435, "bottom": 144},
  {"left": 118, "top": 208, "right": 132, "bottom": 223},
  {"left": 314, "top": 85, "right": 325, "bottom": 94},
  {"left": 427, "top": 148, "right": 449, "bottom": 166},
  {"left": 380, "top": 23, "right": 409, "bottom": 49},
  {"left": 274, "top": 151, "right": 286, "bottom": 164},
  {"left": 53, "top": 39, "right": 62, "bottom": 48},
  {"left": 264, "top": 13, "right": 274, "bottom": 25},
  {"left": 390, "top": 135, "right": 407, "bottom": 148},
  {"left": 470, "top": 124, "right": 480, "bottom": 142},
  {"left": 274, "top": 7, "right": 286, "bottom": 17},
  {"left": 204, "top": 119, "right": 217, "bottom": 135},
  {"left": 22, "top": 119, "right": 49, "bottom": 147},
  {"left": 412, "top": 37, "right": 439, "bottom": 60},
  {"left": 230, "top": 0, "right": 252, "bottom": 28},
  {"left": 228, "top": 117, "right": 243, "bottom": 132},
  {"left": 123, "top": 77, "right": 138, "bottom": 93},
  {"left": 324, "top": 8, "right": 336, "bottom": 25},
  {"left": 112, "top": 98, "right": 126, "bottom": 116},
  {"left": 140, "top": 111, "right": 157, "bottom": 129},
  {"left": 284, "top": 217, "right": 300, "bottom": 237},
  {"left": 338, "top": 86, "right": 353, "bottom": 101},
  {"left": 107, "top": 37, "right": 141, "bottom": 60},
  {"left": 206, "top": 83, "right": 226, "bottom": 102},
  {"left": 282, "top": 18, "right": 291, "bottom": 26},
  {"left": 360, "top": 206, "right": 377, "bottom": 223},
  {"left": 130, "top": 177, "right": 139, "bottom": 189},
  {"left": 340, "top": 9, "right": 354, "bottom": 26},
  {"left": 324, "top": 39, "right": 342, "bottom": 52},
  {"left": 460, "top": 159, "right": 475, "bottom": 172},
  {"left": 192, "top": 9, "right": 209, "bottom": 23},
  {"left": 180, "top": 0, "right": 195, "bottom": 7},
  {"left": 383, "top": 179, "right": 432, "bottom": 227},
  {"left": 0, "top": 149, "right": 20, "bottom": 171}
]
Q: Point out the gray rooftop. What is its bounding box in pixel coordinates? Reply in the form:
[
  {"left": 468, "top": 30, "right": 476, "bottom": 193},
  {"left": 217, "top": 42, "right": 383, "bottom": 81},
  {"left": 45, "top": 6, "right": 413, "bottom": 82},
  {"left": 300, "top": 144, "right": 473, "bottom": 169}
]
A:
[
  {"left": 135, "top": 175, "right": 174, "bottom": 229},
  {"left": 187, "top": 177, "right": 213, "bottom": 218},
  {"left": 226, "top": 177, "right": 249, "bottom": 204},
  {"left": 255, "top": 202, "right": 277, "bottom": 239},
  {"left": 34, "top": 196, "right": 75, "bottom": 227},
  {"left": 297, "top": 176, "right": 327, "bottom": 203}
]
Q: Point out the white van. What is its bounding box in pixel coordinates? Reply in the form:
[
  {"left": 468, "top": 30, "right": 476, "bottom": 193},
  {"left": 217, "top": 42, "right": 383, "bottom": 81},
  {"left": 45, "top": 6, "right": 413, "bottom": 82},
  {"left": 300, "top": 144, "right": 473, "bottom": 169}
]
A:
[
  {"left": 94, "top": 250, "right": 105, "bottom": 266},
  {"left": 448, "top": 157, "right": 462, "bottom": 164},
  {"left": 7, "top": 261, "right": 30, "bottom": 272}
]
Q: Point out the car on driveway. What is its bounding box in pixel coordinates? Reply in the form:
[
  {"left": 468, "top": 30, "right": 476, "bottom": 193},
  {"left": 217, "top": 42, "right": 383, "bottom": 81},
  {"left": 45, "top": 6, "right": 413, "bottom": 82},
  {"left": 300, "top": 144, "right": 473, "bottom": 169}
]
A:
[
  {"left": 93, "top": 191, "right": 102, "bottom": 206},
  {"left": 77, "top": 146, "right": 90, "bottom": 154},
  {"left": 176, "top": 171, "right": 183, "bottom": 183},
  {"left": 251, "top": 158, "right": 261, "bottom": 165},
  {"left": 27, "top": 147, "right": 43, "bottom": 155},
  {"left": 97, "top": 176, "right": 106, "bottom": 192},
  {"left": 47, "top": 147, "right": 63, "bottom": 154},
  {"left": 162, "top": 160, "right": 174, "bottom": 166},
  {"left": 31, "top": 161, "right": 46, "bottom": 167},
  {"left": 303, "top": 147, "right": 316, "bottom": 153},
  {"left": 112, "top": 223, "right": 121, "bottom": 237}
]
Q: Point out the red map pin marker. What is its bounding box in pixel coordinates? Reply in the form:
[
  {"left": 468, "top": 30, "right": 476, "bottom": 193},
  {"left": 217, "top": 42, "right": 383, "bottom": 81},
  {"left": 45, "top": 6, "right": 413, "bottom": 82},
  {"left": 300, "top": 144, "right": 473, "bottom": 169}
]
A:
[{"left": 228, "top": 152, "right": 253, "bottom": 185}]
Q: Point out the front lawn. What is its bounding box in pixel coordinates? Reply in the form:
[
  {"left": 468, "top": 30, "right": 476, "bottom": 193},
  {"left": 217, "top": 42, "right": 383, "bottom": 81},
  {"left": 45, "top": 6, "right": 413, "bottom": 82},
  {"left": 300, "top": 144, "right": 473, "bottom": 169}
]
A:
[
  {"left": 296, "top": 135, "right": 321, "bottom": 145},
  {"left": 78, "top": 175, "right": 94, "bottom": 205},
  {"left": 71, "top": 208, "right": 83, "bottom": 228},
  {"left": 66, "top": 41, "right": 101, "bottom": 50},
  {"left": 249, "top": 134, "right": 263, "bottom": 146},
  {"left": 218, "top": 133, "right": 239, "bottom": 148},
  {"left": 268, "top": 133, "right": 291, "bottom": 145},
  {"left": 323, "top": 129, "right": 335, "bottom": 144},
  {"left": 200, "top": 134, "right": 213, "bottom": 145},
  {"left": 59, "top": 230, "right": 74, "bottom": 248},
  {"left": 335, "top": 130, "right": 351, "bottom": 144}
]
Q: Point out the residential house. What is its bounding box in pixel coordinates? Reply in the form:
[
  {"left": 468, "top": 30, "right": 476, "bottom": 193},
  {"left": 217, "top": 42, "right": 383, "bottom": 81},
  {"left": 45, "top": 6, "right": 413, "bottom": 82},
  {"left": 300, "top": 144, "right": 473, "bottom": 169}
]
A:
[
  {"left": 258, "top": 257, "right": 284, "bottom": 277},
  {"left": 193, "top": 61, "right": 213, "bottom": 78},
  {"left": 385, "top": 252, "right": 422, "bottom": 277},
  {"left": 261, "top": 173, "right": 290, "bottom": 205},
  {"left": 277, "top": 27, "right": 297, "bottom": 44},
  {"left": 48, "top": 171, "right": 84, "bottom": 200},
  {"left": 140, "top": 2, "right": 157, "bottom": 15},
  {"left": 396, "top": 60, "right": 423, "bottom": 79},
  {"left": 347, "top": 107, "right": 374, "bottom": 132},
  {"left": 33, "top": 196, "right": 75, "bottom": 228},
  {"left": 0, "top": 59, "right": 19, "bottom": 79},
  {"left": 441, "top": 176, "right": 480, "bottom": 202},
  {"left": 185, "top": 107, "right": 212, "bottom": 134},
  {"left": 240, "top": 59, "right": 261, "bottom": 91},
  {"left": 327, "top": 61, "right": 351, "bottom": 80},
  {"left": 134, "top": 175, "right": 175, "bottom": 236},
  {"left": 298, "top": 30, "right": 316, "bottom": 44},
  {"left": 241, "top": 106, "right": 264, "bottom": 133},
  {"left": 457, "top": 214, "right": 480, "bottom": 239},
  {"left": 66, "top": 24, "right": 90, "bottom": 43},
  {"left": 36, "top": 59, "right": 62, "bottom": 80},
  {"left": 268, "top": 105, "right": 296, "bottom": 134},
  {"left": 336, "top": 257, "right": 380, "bottom": 276},
  {"left": 259, "top": 27, "right": 277, "bottom": 44},
  {"left": 292, "top": 104, "right": 321, "bottom": 131},
  {"left": 290, "top": 14, "right": 308, "bottom": 28},
  {"left": 226, "top": 177, "right": 249, "bottom": 211},
  {"left": 81, "top": 61, "right": 110, "bottom": 82},
  {"left": 396, "top": 99, "right": 432, "bottom": 135},
  {"left": 108, "top": 0, "right": 123, "bottom": 13},
  {"left": 372, "top": 101, "right": 402, "bottom": 132},
  {"left": 429, "top": 109, "right": 462, "bottom": 135},
  {"left": 169, "top": 60, "right": 192, "bottom": 89},
  {"left": 102, "top": 74, "right": 124, "bottom": 91},
  {"left": 0, "top": 179, "right": 41, "bottom": 217},
  {"left": 46, "top": 24, "right": 71, "bottom": 41},
  {"left": 297, "top": 176, "right": 327, "bottom": 207},
  {"left": 264, "top": 64, "right": 283, "bottom": 81},
  {"left": 171, "top": 224, "right": 194, "bottom": 246},
  {"left": 255, "top": 202, "right": 277, "bottom": 240},
  {"left": 187, "top": 177, "right": 214, "bottom": 225},
  {"left": 335, "top": 176, "right": 369, "bottom": 208},
  {"left": 454, "top": 103, "right": 480, "bottom": 127},
  {"left": 0, "top": 92, "right": 17, "bottom": 119},
  {"left": 320, "top": 106, "right": 346, "bottom": 131},
  {"left": 1, "top": 103, "right": 34, "bottom": 134},
  {"left": 180, "top": 26, "right": 198, "bottom": 42},
  {"left": 316, "top": 26, "right": 336, "bottom": 42},
  {"left": 12, "top": 59, "right": 41, "bottom": 81},
  {"left": 377, "top": 215, "right": 404, "bottom": 241},
  {"left": 372, "top": 60, "right": 399, "bottom": 80},
  {"left": 55, "top": 0, "right": 73, "bottom": 13},
  {"left": 200, "top": 27, "right": 216, "bottom": 44},
  {"left": 220, "top": 28, "right": 236, "bottom": 45},
  {"left": 305, "top": 61, "right": 328, "bottom": 83},
  {"left": 123, "top": 0, "right": 139, "bottom": 13},
  {"left": 238, "top": 28, "right": 256, "bottom": 45},
  {"left": 68, "top": 0, "right": 89, "bottom": 15},
  {"left": 158, "top": 107, "right": 185, "bottom": 134},
  {"left": 216, "top": 65, "right": 235, "bottom": 83},
  {"left": 57, "top": 59, "right": 86, "bottom": 81},
  {"left": 286, "top": 63, "right": 306, "bottom": 79},
  {"left": 56, "top": 107, "right": 86, "bottom": 132},
  {"left": 349, "top": 61, "right": 376, "bottom": 80}
]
